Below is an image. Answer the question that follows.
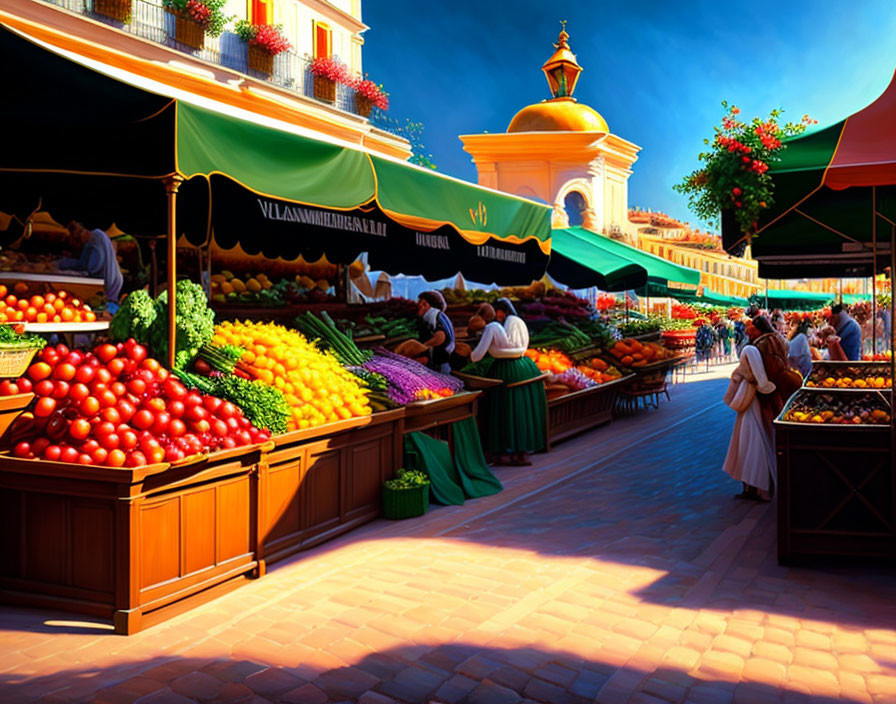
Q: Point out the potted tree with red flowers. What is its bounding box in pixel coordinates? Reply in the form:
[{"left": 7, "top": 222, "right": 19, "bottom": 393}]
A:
[
  {"left": 309, "top": 56, "right": 349, "bottom": 104},
  {"left": 234, "top": 20, "right": 291, "bottom": 76},
  {"left": 163, "top": 0, "right": 231, "bottom": 51},
  {"left": 351, "top": 75, "right": 389, "bottom": 118},
  {"left": 676, "top": 102, "right": 816, "bottom": 241}
]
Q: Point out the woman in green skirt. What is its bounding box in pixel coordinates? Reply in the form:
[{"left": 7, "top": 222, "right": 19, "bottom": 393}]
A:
[{"left": 470, "top": 298, "right": 547, "bottom": 465}]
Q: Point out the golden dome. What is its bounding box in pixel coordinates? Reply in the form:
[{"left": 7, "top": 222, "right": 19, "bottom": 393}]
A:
[{"left": 507, "top": 97, "right": 609, "bottom": 133}]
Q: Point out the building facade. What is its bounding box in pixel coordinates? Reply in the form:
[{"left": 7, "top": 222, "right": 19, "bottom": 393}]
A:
[{"left": 0, "top": 0, "right": 409, "bottom": 158}]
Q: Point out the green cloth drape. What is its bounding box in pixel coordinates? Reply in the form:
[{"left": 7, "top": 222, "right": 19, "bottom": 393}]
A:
[
  {"left": 405, "top": 433, "right": 465, "bottom": 506},
  {"left": 452, "top": 417, "right": 503, "bottom": 497},
  {"left": 404, "top": 418, "right": 503, "bottom": 505}
]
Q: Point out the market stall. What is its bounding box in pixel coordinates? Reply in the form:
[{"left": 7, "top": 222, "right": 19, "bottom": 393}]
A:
[
  {"left": 775, "top": 362, "right": 893, "bottom": 562},
  {"left": 0, "top": 23, "right": 549, "bottom": 632},
  {"left": 722, "top": 71, "right": 896, "bottom": 562}
]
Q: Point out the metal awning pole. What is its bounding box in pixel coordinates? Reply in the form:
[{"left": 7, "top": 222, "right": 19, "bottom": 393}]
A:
[
  {"left": 873, "top": 188, "right": 878, "bottom": 354},
  {"left": 890, "top": 220, "right": 895, "bottom": 513},
  {"left": 164, "top": 175, "right": 184, "bottom": 370}
]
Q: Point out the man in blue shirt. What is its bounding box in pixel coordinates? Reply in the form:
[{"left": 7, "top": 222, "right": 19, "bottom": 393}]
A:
[
  {"left": 59, "top": 221, "right": 123, "bottom": 306},
  {"left": 829, "top": 303, "right": 862, "bottom": 361}
]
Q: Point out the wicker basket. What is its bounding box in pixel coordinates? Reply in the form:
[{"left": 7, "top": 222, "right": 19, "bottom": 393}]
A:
[
  {"left": 355, "top": 93, "right": 374, "bottom": 117},
  {"left": 168, "top": 11, "right": 205, "bottom": 51},
  {"left": 0, "top": 347, "right": 38, "bottom": 379},
  {"left": 382, "top": 483, "right": 429, "bottom": 520},
  {"left": 313, "top": 75, "right": 336, "bottom": 103},
  {"left": 94, "top": 0, "right": 131, "bottom": 23},
  {"left": 248, "top": 45, "right": 274, "bottom": 76}
]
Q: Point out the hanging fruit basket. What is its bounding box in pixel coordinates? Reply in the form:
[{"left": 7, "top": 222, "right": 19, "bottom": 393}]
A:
[
  {"left": 313, "top": 76, "right": 336, "bottom": 104},
  {"left": 94, "top": 0, "right": 132, "bottom": 23},
  {"left": 248, "top": 45, "right": 274, "bottom": 76}
]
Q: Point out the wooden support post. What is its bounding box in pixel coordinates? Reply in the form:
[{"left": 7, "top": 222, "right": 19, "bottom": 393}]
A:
[{"left": 164, "top": 175, "right": 184, "bottom": 371}]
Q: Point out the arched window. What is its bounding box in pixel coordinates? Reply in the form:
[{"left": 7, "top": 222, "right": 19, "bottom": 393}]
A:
[{"left": 563, "top": 191, "right": 587, "bottom": 227}]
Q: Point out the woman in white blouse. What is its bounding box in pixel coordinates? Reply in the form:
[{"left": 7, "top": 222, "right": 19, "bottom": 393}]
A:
[{"left": 470, "top": 299, "right": 546, "bottom": 466}]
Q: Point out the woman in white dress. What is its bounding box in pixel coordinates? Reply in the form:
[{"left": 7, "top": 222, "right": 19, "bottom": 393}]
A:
[
  {"left": 722, "top": 343, "right": 777, "bottom": 501},
  {"left": 470, "top": 298, "right": 546, "bottom": 465}
]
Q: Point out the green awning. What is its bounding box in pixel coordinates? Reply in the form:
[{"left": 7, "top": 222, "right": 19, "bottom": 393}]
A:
[
  {"left": 561, "top": 227, "right": 701, "bottom": 296},
  {"left": 842, "top": 293, "right": 871, "bottom": 304},
  {"left": 547, "top": 228, "right": 647, "bottom": 291},
  {"left": 750, "top": 289, "right": 834, "bottom": 310},
  {"left": 700, "top": 289, "right": 749, "bottom": 308},
  {"left": 0, "top": 24, "right": 550, "bottom": 284}
]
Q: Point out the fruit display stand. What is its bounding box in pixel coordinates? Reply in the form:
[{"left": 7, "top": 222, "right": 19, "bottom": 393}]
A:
[
  {"left": 257, "top": 409, "right": 405, "bottom": 570},
  {"left": 0, "top": 442, "right": 268, "bottom": 635},
  {"left": 545, "top": 374, "right": 634, "bottom": 450},
  {"left": 775, "top": 386, "right": 894, "bottom": 563},
  {"left": 0, "top": 272, "right": 105, "bottom": 301},
  {"left": 23, "top": 321, "right": 112, "bottom": 349},
  {"left": 402, "top": 391, "right": 481, "bottom": 442}
]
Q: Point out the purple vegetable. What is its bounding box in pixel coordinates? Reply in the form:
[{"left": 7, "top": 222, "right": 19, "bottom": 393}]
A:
[{"left": 361, "top": 348, "right": 463, "bottom": 404}]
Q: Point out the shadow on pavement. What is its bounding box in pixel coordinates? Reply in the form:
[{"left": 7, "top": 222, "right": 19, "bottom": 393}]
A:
[{"left": 0, "top": 645, "right": 864, "bottom": 703}]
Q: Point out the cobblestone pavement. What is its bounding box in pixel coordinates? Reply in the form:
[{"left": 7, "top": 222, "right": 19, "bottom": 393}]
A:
[{"left": 3, "top": 368, "right": 896, "bottom": 703}]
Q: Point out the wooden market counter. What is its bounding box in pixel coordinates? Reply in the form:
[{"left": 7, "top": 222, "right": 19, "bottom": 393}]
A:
[
  {"left": 0, "top": 409, "right": 406, "bottom": 634},
  {"left": 775, "top": 420, "right": 894, "bottom": 563},
  {"left": 545, "top": 375, "right": 632, "bottom": 450}
]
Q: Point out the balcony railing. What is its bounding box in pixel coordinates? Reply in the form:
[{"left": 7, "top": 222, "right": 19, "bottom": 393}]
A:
[{"left": 39, "top": 0, "right": 363, "bottom": 117}]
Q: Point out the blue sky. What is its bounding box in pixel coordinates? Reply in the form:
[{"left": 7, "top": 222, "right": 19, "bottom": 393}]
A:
[{"left": 362, "top": 1, "right": 896, "bottom": 231}]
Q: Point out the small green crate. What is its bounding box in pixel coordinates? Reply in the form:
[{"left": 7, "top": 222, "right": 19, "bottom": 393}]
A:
[{"left": 382, "top": 484, "right": 429, "bottom": 520}]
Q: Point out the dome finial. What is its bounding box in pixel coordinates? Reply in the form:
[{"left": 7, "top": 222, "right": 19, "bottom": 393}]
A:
[{"left": 542, "top": 22, "right": 582, "bottom": 100}]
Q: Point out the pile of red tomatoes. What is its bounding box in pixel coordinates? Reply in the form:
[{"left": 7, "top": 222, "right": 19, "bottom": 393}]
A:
[{"left": 1, "top": 340, "right": 270, "bottom": 467}]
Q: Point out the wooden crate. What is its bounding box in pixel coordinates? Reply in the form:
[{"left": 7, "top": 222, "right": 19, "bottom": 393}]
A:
[
  {"left": 775, "top": 421, "right": 894, "bottom": 563},
  {"left": 258, "top": 410, "right": 404, "bottom": 568},
  {"left": 545, "top": 376, "right": 630, "bottom": 450},
  {"left": 0, "top": 445, "right": 264, "bottom": 634}
]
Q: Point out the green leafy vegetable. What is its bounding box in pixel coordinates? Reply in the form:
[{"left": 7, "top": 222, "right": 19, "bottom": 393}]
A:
[
  {"left": 151, "top": 280, "right": 216, "bottom": 369},
  {"left": 384, "top": 468, "right": 430, "bottom": 490},
  {"left": 0, "top": 325, "right": 46, "bottom": 350},
  {"left": 109, "top": 289, "right": 157, "bottom": 342}
]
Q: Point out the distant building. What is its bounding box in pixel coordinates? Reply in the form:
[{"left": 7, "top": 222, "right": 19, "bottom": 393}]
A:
[{"left": 459, "top": 26, "right": 640, "bottom": 239}]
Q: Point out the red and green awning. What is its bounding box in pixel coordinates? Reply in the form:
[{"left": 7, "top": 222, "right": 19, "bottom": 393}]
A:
[{"left": 723, "top": 70, "right": 896, "bottom": 278}]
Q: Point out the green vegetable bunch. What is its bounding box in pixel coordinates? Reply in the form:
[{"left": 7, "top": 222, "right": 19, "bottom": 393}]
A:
[
  {"left": 209, "top": 374, "right": 290, "bottom": 435},
  {"left": 0, "top": 325, "right": 46, "bottom": 350},
  {"left": 151, "top": 281, "right": 216, "bottom": 369},
  {"left": 110, "top": 289, "right": 157, "bottom": 342},
  {"left": 384, "top": 468, "right": 430, "bottom": 491}
]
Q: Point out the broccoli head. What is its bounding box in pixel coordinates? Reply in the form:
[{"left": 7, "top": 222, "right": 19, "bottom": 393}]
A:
[
  {"left": 151, "top": 280, "right": 215, "bottom": 368},
  {"left": 109, "top": 289, "right": 157, "bottom": 342}
]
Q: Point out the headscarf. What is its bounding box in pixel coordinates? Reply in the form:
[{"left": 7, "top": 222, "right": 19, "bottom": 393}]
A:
[{"left": 496, "top": 297, "right": 518, "bottom": 317}]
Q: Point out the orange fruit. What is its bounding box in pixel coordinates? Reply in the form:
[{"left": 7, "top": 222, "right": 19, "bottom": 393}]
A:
[
  {"left": 42, "top": 304, "right": 54, "bottom": 316},
  {"left": 57, "top": 290, "right": 68, "bottom": 299},
  {"left": 5, "top": 295, "right": 16, "bottom": 307},
  {"left": 52, "top": 314, "right": 61, "bottom": 323},
  {"left": 13, "top": 282, "right": 28, "bottom": 295},
  {"left": 24, "top": 307, "right": 37, "bottom": 321},
  {"left": 36, "top": 312, "right": 48, "bottom": 323},
  {"left": 0, "top": 284, "right": 6, "bottom": 298},
  {"left": 53, "top": 299, "right": 64, "bottom": 311},
  {"left": 16, "top": 299, "right": 28, "bottom": 311},
  {"left": 30, "top": 295, "right": 44, "bottom": 309},
  {"left": 60, "top": 307, "right": 75, "bottom": 322},
  {"left": 44, "top": 292, "right": 56, "bottom": 303},
  {"left": 84, "top": 311, "right": 96, "bottom": 322}
]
